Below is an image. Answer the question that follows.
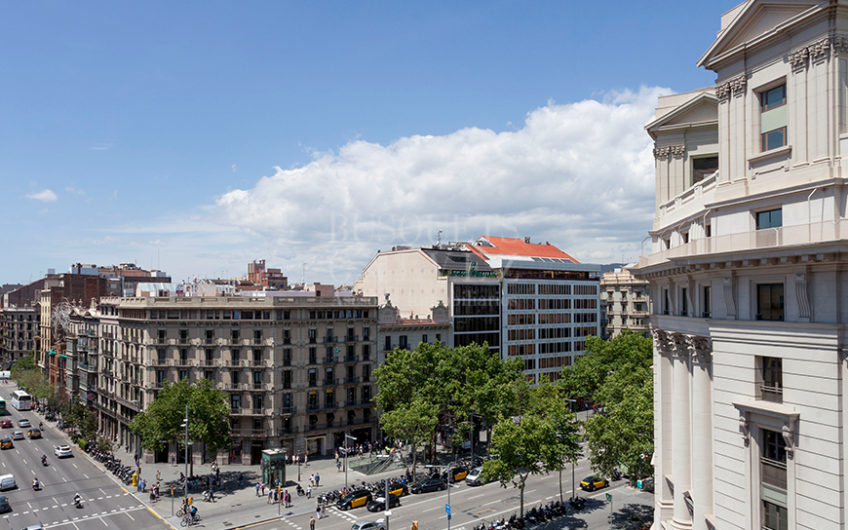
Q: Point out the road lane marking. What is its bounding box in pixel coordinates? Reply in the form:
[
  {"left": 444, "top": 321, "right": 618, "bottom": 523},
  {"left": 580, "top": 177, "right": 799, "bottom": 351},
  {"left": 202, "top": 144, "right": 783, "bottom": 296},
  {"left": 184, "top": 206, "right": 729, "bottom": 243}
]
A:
[
  {"left": 52, "top": 496, "right": 59, "bottom": 505},
  {"left": 27, "top": 502, "right": 32, "bottom": 509},
  {"left": 468, "top": 494, "right": 485, "bottom": 500},
  {"left": 525, "top": 489, "right": 536, "bottom": 494},
  {"left": 100, "top": 516, "right": 108, "bottom": 526},
  {"left": 125, "top": 511, "right": 135, "bottom": 521},
  {"left": 71, "top": 523, "right": 80, "bottom": 530},
  {"left": 98, "top": 488, "right": 107, "bottom": 495},
  {"left": 72, "top": 462, "right": 78, "bottom": 469},
  {"left": 483, "top": 499, "right": 500, "bottom": 506},
  {"left": 423, "top": 505, "right": 441, "bottom": 512},
  {"left": 83, "top": 474, "right": 89, "bottom": 479},
  {"left": 62, "top": 476, "right": 68, "bottom": 482}
]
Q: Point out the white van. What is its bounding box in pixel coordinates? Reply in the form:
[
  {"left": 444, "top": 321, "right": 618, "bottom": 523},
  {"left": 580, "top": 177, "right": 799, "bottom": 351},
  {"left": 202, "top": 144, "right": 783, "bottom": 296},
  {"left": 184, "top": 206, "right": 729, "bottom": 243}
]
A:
[{"left": 0, "top": 474, "right": 16, "bottom": 491}]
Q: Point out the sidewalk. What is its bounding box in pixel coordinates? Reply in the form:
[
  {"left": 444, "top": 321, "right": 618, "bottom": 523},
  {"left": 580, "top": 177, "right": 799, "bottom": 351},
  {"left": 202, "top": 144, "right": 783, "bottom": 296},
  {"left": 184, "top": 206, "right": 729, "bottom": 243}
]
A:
[{"left": 34, "top": 412, "right": 414, "bottom": 529}]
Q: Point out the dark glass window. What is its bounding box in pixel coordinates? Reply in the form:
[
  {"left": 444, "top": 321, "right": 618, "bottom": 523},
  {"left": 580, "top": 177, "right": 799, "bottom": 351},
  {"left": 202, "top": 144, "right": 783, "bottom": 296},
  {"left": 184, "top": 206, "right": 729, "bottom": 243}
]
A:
[
  {"left": 762, "top": 128, "right": 786, "bottom": 151},
  {"left": 761, "top": 85, "right": 786, "bottom": 111},
  {"left": 757, "top": 284, "right": 784, "bottom": 321},
  {"left": 692, "top": 156, "right": 718, "bottom": 184},
  {"left": 756, "top": 208, "right": 782, "bottom": 229}
]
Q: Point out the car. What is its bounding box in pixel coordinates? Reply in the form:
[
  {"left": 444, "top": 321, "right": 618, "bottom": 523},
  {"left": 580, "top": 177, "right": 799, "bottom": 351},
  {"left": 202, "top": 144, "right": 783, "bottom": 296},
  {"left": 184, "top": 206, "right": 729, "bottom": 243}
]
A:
[
  {"left": 0, "top": 495, "right": 9, "bottom": 513},
  {"left": 54, "top": 445, "right": 73, "bottom": 458},
  {"left": 386, "top": 482, "right": 408, "bottom": 498},
  {"left": 0, "top": 420, "right": 11, "bottom": 429},
  {"left": 21, "top": 525, "right": 44, "bottom": 530},
  {"left": 466, "top": 466, "right": 489, "bottom": 486},
  {"left": 11, "top": 431, "right": 23, "bottom": 441},
  {"left": 27, "top": 429, "right": 41, "bottom": 439},
  {"left": 447, "top": 466, "right": 468, "bottom": 483},
  {"left": 410, "top": 476, "right": 447, "bottom": 494},
  {"left": 0, "top": 438, "right": 12, "bottom": 450},
  {"left": 366, "top": 493, "right": 400, "bottom": 512},
  {"left": 580, "top": 476, "right": 609, "bottom": 491},
  {"left": 17, "top": 419, "right": 30, "bottom": 428},
  {"left": 351, "top": 522, "right": 384, "bottom": 530},
  {"left": 336, "top": 490, "right": 372, "bottom": 510}
]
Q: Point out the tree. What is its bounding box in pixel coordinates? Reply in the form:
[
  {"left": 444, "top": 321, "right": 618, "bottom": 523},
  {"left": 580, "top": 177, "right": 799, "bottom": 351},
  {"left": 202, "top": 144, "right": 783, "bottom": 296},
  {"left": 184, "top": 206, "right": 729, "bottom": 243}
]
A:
[
  {"left": 482, "top": 382, "right": 580, "bottom": 516},
  {"left": 560, "top": 331, "right": 654, "bottom": 481},
  {"left": 375, "top": 342, "right": 524, "bottom": 473},
  {"left": 130, "top": 378, "right": 231, "bottom": 472}
]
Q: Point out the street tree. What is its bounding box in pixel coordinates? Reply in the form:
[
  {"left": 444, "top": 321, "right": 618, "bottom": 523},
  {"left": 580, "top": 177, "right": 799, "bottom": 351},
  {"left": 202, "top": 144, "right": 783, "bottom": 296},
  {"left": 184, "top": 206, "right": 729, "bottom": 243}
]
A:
[
  {"left": 482, "top": 382, "right": 580, "bottom": 516},
  {"left": 378, "top": 396, "right": 439, "bottom": 474},
  {"left": 560, "top": 331, "right": 654, "bottom": 480},
  {"left": 130, "top": 378, "right": 231, "bottom": 473}
]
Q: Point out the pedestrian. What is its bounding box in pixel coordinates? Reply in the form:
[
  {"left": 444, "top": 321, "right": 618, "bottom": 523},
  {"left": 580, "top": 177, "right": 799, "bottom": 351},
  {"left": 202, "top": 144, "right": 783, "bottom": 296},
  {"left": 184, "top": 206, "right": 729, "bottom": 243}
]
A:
[
  {"left": 267, "top": 489, "right": 273, "bottom": 504},
  {"left": 255, "top": 483, "right": 261, "bottom": 497},
  {"left": 239, "top": 473, "right": 245, "bottom": 487},
  {"left": 309, "top": 515, "right": 315, "bottom": 530},
  {"left": 156, "top": 469, "right": 161, "bottom": 482},
  {"left": 309, "top": 473, "right": 314, "bottom": 487},
  {"left": 307, "top": 485, "right": 312, "bottom": 499},
  {"left": 304, "top": 453, "right": 308, "bottom": 466},
  {"left": 315, "top": 472, "right": 320, "bottom": 486},
  {"left": 316, "top": 505, "right": 322, "bottom": 519},
  {"left": 216, "top": 467, "right": 220, "bottom": 483},
  {"left": 261, "top": 482, "right": 266, "bottom": 496},
  {"left": 284, "top": 490, "right": 290, "bottom": 507},
  {"left": 321, "top": 503, "right": 326, "bottom": 519},
  {"left": 336, "top": 460, "right": 341, "bottom": 472}
]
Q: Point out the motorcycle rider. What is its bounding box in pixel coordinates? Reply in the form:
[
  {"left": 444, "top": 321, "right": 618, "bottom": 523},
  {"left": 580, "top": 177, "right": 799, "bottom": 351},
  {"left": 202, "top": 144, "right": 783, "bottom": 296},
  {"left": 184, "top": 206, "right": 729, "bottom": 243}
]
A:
[
  {"left": 32, "top": 477, "right": 39, "bottom": 490},
  {"left": 73, "top": 493, "right": 82, "bottom": 507},
  {"left": 41, "top": 454, "right": 47, "bottom": 465}
]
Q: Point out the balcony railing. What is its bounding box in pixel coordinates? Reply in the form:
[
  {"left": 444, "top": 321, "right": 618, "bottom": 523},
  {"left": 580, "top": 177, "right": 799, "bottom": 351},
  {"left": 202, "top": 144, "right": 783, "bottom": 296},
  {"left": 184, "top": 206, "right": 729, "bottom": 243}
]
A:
[
  {"left": 280, "top": 406, "right": 296, "bottom": 415},
  {"left": 760, "top": 384, "right": 783, "bottom": 404},
  {"left": 639, "top": 220, "right": 848, "bottom": 268}
]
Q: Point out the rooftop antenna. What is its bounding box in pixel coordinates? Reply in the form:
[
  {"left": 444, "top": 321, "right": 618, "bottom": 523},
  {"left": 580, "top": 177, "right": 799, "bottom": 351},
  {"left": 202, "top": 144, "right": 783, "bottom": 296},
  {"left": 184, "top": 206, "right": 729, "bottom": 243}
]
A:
[
  {"left": 437, "top": 230, "right": 443, "bottom": 246},
  {"left": 302, "top": 263, "right": 306, "bottom": 286}
]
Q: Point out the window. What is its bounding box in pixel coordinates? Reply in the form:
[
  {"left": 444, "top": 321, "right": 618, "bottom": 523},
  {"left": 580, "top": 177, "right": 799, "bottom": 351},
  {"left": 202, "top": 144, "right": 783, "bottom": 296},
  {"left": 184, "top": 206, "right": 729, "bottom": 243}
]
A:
[
  {"left": 756, "top": 208, "right": 783, "bottom": 229},
  {"left": 760, "top": 84, "right": 787, "bottom": 151},
  {"left": 421, "top": 334, "right": 428, "bottom": 344},
  {"left": 760, "top": 357, "right": 782, "bottom": 403},
  {"left": 231, "top": 329, "right": 240, "bottom": 342},
  {"left": 232, "top": 371, "right": 240, "bottom": 385},
  {"left": 282, "top": 348, "right": 292, "bottom": 366},
  {"left": 384, "top": 336, "right": 392, "bottom": 351},
  {"left": 282, "top": 370, "right": 292, "bottom": 390},
  {"left": 692, "top": 155, "right": 718, "bottom": 184},
  {"left": 253, "top": 371, "right": 263, "bottom": 388},
  {"left": 308, "top": 328, "right": 317, "bottom": 344},
  {"left": 308, "top": 369, "right": 317, "bottom": 387},
  {"left": 763, "top": 500, "right": 788, "bottom": 530},
  {"left": 681, "top": 231, "right": 689, "bottom": 244},
  {"left": 681, "top": 287, "right": 688, "bottom": 316},
  {"left": 702, "top": 285, "right": 712, "bottom": 318},
  {"left": 399, "top": 336, "right": 408, "bottom": 349},
  {"left": 705, "top": 222, "right": 712, "bottom": 238},
  {"left": 205, "top": 349, "right": 213, "bottom": 364},
  {"left": 230, "top": 394, "right": 241, "bottom": 411},
  {"left": 232, "top": 349, "right": 241, "bottom": 363},
  {"left": 662, "top": 289, "right": 670, "bottom": 315},
  {"left": 757, "top": 284, "right": 784, "bottom": 321}
]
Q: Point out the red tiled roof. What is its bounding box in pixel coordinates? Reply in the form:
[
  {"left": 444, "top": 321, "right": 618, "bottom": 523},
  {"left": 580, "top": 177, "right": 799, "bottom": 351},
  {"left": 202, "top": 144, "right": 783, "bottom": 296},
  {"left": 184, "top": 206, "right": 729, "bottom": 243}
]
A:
[{"left": 470, "top": 236, "right": 579, "bottom": 263}]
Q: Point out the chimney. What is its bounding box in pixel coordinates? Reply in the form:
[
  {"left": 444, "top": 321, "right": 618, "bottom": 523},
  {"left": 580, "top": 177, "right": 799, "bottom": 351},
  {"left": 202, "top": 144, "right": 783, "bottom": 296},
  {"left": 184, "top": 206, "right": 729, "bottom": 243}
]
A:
[{"left": 524, "top": 236, "right": 531, "bottom": 244}]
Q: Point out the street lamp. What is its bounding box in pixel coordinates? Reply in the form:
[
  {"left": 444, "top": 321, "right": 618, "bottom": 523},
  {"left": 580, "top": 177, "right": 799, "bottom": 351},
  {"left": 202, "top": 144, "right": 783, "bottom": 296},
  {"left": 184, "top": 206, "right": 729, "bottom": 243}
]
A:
[
  {"left": 344, "top": 433, "right": 356, "bottom": 490},
  {"left": 181, "top": 406, "right": 188, "bottom": 499}
]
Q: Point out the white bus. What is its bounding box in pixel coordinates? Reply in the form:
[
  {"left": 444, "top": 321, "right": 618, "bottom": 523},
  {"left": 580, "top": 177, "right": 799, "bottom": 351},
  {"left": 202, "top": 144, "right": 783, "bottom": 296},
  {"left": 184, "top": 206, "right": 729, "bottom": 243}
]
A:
[{"left": 11, "top": 390, "right": 32, "bottom": 411}]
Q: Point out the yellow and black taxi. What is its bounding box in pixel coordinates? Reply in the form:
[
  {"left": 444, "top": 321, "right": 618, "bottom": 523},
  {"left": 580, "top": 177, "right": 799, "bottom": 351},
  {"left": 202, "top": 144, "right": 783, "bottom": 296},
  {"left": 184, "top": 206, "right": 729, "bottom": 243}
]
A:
[
  {"left": 447, "top": 466, "right": 468, "bottom": 483},
  {"left": 387, "top": 482, "right": 408, "bottom": 498},
  {"left": 0, "top": 438, "right": 12, "bottom": 450},
  {"left": 580, "top": 476, "right": 608, "bottom": 491},
  {"left": 27, "top": 429, "right": 42, "bottom": 439},
  {"left": 337, "top": 489, "right": 373, "bottom": 510}
]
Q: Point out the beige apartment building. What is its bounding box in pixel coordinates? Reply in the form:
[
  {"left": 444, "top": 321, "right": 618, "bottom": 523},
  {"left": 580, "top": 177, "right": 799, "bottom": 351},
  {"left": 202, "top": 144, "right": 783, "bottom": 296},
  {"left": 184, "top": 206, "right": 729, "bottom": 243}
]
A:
[
  {"left": 599, "top": 267, "right": 650, "bottom": 338},
  {"left": 0, "top": 306, "right": 39, "bottom": 366},
  {"left": 74, "top": 295, "right": 378, "bottom": 465}
]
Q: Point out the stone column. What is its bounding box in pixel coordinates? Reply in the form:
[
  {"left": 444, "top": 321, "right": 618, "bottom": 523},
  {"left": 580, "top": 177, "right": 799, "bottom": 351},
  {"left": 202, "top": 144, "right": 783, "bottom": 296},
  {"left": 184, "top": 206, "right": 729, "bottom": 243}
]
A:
[
  {"left": 671, "top": 334, "right": 693, "bottom": 529},
  {"left": 690, "top": 336, "right": 713, "bottom": 530}
]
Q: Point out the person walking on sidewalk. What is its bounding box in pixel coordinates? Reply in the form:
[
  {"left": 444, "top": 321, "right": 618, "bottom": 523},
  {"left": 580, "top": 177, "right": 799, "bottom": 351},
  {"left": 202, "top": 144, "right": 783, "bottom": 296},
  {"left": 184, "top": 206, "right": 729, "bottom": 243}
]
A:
[
  {"left": 309, "top": 515, "right": 315, "bottom": 530},
  {"left": 255, "top": 483, "right": 261, "bottom": 497},
  {"left": 267, "top": 489, "right": 273, "bottom": 504},
  {"left": 306, "top": 484, "right": 312, "bottom": 499},
  {"left": 315, "top": 472, "right": 320, "bottom": 486}
]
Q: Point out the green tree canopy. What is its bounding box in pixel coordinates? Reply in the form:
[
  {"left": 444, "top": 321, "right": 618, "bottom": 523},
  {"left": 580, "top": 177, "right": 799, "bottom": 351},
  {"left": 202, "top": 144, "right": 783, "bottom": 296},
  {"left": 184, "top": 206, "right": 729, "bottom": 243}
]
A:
[
  {"left": 559, "top": 331, "right": 654, "bottom": 481},
  {"left": 130, "top": 378, "right": 231, "bottom": 456}
]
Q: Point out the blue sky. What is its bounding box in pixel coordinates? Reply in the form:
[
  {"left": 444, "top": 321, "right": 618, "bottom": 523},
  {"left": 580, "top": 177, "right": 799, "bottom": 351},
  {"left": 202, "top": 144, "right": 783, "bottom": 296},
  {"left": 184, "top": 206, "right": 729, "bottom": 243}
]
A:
[{"left": 1, "top": 0, "right": 739, "bottom": 286}]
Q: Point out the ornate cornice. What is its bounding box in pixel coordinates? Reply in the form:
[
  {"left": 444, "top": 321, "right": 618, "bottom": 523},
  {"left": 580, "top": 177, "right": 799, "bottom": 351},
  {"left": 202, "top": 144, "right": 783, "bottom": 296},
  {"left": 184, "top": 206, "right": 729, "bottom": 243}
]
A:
[
  {"left": 716, "top": 74, "right": 746, "bottom": 101},
  {"left": 790, "top": 33, "right": 848, "bottom": 71},
  {"left": 653, "top": 144, "right": 686, "bottom": 160}
]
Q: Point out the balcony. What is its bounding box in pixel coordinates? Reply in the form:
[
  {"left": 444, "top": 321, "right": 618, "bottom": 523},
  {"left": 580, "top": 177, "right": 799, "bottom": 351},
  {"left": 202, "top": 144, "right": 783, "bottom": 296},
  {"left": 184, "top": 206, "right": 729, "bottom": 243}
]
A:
[
  {"left": 280, "top": 406, "right": 296, "bottom": 415},
  {"left": 306, "top": 423, "right": 333, "bottom": 432},
  {"left": 323, "top": 336, "right": 337, "bottom": 344},
  {"left": 231, "top": 428, "right": 268, "bottom": 438},
  {"left": 639, "top": 219, "right": 848, "bottom": 268},
  {"left": 344, "top": 376, "right": 360, "bottom": 384},
  {"left": 344, "top": 355, "right": 358, "bottom": 363},
  {"left": 345, "top": 335, "right": 358, "bottom": 343},
  {"left": 323, "top": 378, "right": 338, "bottom": 386},
  {"left": 280, "top": 426, "right": 301, "bottom": 435},
  {"left": 322, "top": 356, "right": 338, "bottom": 365}
]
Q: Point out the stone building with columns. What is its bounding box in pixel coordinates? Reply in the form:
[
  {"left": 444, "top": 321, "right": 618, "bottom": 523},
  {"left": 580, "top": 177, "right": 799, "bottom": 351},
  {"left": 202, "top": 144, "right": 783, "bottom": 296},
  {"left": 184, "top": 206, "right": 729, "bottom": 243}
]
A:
[{"left": 634, "top": 1, "right": 848, "bottom": 529}]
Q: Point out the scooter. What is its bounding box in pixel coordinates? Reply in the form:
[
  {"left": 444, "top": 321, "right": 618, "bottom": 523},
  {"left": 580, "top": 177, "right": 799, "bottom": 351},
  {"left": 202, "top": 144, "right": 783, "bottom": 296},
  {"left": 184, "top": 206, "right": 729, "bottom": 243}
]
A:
[
  {"left": 41, "top": 456, "right": 48, "bottom": 466},
  {"left": 74, "top": 496, "right": 83, "bottom": 509}
]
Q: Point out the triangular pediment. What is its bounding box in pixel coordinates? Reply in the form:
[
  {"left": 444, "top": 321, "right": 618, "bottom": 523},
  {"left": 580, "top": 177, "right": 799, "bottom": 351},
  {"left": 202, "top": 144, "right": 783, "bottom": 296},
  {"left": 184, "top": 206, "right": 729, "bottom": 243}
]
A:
[
  {"left": 646, "top": 91, "right": 717, "bottom": 137},
  {"left": 698, "top": 0, "right": 822, "bottom": 68}
]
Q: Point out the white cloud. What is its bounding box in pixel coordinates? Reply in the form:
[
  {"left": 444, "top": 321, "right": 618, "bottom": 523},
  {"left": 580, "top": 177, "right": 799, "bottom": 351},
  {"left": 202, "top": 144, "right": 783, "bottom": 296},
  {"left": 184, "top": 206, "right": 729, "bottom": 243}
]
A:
[
  {"left": 26, "top": 189, "right": 58, "bottom": 202},
  {"left": 175, "top": 86, "right": 669, "bottom": 284}
]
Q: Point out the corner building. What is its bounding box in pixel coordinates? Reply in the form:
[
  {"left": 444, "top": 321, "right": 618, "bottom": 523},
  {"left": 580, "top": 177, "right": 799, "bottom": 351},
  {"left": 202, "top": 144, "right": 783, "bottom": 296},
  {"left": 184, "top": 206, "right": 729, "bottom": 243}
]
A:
[{"left": 634, "top": 2, "right": 848, "bottom": 529}]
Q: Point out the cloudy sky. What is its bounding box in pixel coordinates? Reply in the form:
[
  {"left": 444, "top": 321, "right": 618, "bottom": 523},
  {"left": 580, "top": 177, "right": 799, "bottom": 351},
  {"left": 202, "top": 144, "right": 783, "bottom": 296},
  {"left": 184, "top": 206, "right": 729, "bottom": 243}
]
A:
[{"left": 0, "top": 1, "right": 739, "bottom": 286}]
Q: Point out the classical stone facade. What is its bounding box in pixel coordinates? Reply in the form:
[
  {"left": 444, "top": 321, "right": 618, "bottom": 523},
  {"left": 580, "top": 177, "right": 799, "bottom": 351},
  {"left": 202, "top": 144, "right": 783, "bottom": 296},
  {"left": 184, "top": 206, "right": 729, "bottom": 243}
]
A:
[
  {"left": 69, "top": 295, "right": 378, "bottom": 465},
  {"left": 599, "top": 267, "right": 650, "bottom": 338},
  {"left": 634, "top": 2, "right": 848, "bottom": 529}
]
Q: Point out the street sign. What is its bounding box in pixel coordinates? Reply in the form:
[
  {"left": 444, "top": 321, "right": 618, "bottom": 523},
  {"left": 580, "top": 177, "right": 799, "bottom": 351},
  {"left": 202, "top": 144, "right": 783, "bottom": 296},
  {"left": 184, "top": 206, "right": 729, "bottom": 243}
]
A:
[
  {"left": 445, "top": 504, "right": 451, "bottom": 515},
  {"left": 605, "top": 493, "right": 612, "bottom": 502},
  {"left": 385, "top": 510, "right": 392, "bottom": 516}
]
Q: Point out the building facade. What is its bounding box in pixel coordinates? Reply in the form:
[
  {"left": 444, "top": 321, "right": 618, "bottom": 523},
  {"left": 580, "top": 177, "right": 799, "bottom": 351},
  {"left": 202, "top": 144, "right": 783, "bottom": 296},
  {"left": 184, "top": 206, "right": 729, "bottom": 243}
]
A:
[
  {"left": 634, "top": 2, "right": 848, "bottom": 529},
  {"left": 377, "top": 299, "right": 452, "bottom": 365},
  {"left": 599, "top": 267, "right": 650, "bottom": 338},
  {"left": 357, "top": 237, "right": 600, "bottom": 381},
  {"left": 0, "top": 306, "right": 39, "bottom": 366}
]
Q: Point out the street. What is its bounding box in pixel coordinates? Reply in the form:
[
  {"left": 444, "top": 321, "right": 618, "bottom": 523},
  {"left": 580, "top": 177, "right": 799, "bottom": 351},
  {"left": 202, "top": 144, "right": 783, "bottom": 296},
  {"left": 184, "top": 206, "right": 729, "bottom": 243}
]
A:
[{"left": 0, "top": 383, "right": 166, "bottom": 530}]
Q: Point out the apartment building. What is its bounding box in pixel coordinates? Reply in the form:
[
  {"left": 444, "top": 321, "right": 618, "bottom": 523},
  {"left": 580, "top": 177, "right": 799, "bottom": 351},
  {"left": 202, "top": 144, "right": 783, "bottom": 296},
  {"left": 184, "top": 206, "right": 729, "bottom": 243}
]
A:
[
  {"left": 0, "top": 306, "right": 39, "bottom": 366},
  {"left": 377, "top": 298, "right": 452, "bottom": 365},
  {"left": 599, "top": 267, "right": 650, "bottom": 338},
  {"left": 357, "top": 237, "right": 600, "bottom": 380},
  {"left": 85, "top": 295, "right": 377, "bottom": 465},
  {"left": 633, "top": 2, "right": 848, "bottom": 529}
]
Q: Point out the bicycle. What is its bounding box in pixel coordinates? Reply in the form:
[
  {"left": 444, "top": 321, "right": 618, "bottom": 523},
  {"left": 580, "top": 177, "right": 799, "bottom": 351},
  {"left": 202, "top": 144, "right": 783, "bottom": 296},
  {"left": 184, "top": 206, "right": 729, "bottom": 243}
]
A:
[{"left": 180, "top": 514, "right": 200, "bottom": 527}]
